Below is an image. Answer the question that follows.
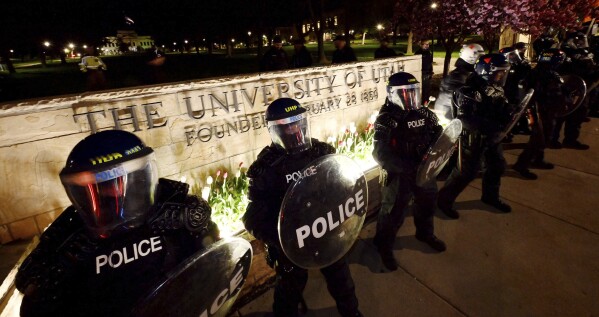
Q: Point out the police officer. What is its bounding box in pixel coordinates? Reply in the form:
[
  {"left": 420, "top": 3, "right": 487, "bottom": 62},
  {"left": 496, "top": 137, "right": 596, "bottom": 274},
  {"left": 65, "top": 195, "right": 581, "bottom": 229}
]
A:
[
  {"left": 242, "top": 98, "right": 362, "bottom": 317},
  {"left": 551, "top": 32, "right": 597, "bottom": 150},
  {"left": 290, "top": 37, "right": 313, "bottom": 68},
  {"left": 499, "top": 46, "right": 532, "bottom": 138},
  {"left": 415, "top": 40, "right": 434, "bottom": 103},
  {"left": 260, "top": 35, "right": 289, "bottom": 71},
  {"left": 533, "top": 29, "right": 557, "bottom": 58},
  {"left": 438, "top": 54, "right": 513, "bottom": 219},
  {"left": 434, "top": 44, "right": 485, "bottom": 181},
  {"left": 434, "top": 43, "right": 485, "bottom": 121},
  {"left": 16, "top": 130, "right": 219, "bottom": 317},
  {"left": 332, "top": 35, "right": 357, "bottom": 64},
  {"left": 372, "top": 72, "right": 446, "bottom": 272},
  {"left": 513, "top": 48, "right": 566, "bottom": 179}
]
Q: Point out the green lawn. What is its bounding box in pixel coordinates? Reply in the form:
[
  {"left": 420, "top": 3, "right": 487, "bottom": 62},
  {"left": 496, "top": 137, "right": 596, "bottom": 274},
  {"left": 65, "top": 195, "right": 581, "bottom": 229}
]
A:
[{"left": 1, "top": 38, "right": 464, "bottom": 103}]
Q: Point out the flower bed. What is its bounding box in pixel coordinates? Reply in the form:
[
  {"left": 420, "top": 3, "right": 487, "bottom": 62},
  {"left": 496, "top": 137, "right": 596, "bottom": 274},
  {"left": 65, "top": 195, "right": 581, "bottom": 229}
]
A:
[{"left": 195, "top": 111, "right": 380, "bottom": 236}]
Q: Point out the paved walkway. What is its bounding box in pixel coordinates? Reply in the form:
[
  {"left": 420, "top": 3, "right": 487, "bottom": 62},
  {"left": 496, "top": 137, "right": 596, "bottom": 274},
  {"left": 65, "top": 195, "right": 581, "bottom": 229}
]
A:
[{"left": 236, "top": 117, "right": 599, "bottom": 316}]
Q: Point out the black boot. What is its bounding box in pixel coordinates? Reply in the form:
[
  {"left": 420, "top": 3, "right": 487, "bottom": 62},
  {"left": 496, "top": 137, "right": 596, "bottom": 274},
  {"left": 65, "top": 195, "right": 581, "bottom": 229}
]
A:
[
  {"left": 438, "top": 190, "right": 459, "bottom": 219},
  {"left": 481, "top": 197, "right": 512, "bottom": 213},
  {"left": 530, "top": 160, "right": 554, "bottom": 170},
  {"left": 512, "top": 164, "right": 538, "bottom": 179},
  {"left": 373, "top": 237, "right": 398, "bottom": 271},
  {"left": 415, "top": 234, "right": 447, "bottom": 252},
  {"left": 562, "top": 140, "right": 590, "bottom": 150}
]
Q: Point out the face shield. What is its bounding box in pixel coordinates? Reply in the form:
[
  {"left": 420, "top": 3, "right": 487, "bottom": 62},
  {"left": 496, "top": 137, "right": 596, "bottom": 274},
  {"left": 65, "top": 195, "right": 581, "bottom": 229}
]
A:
[
  {"left": 387, "top": 84, "right": 422, "bottom": 110},
  {"left": 506, "top": 51, "right": 522, "bottom": 65},
  {"left": 488, "top": 65, "right": 510, "bottom": 87},
  {"left": 576, "top": 37, "right": 589, "bottom": 49},
  {"left": 60, "top": 152, "right": 158, "bottom": 239},
  {"left": 267, "top": 113, "right": 312, "bottom": 154}
]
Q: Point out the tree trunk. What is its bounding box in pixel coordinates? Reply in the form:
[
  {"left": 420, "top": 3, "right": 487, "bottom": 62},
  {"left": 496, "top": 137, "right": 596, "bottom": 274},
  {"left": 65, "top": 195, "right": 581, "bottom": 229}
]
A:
[
  {"left": 307, "top": 0, "right": 329, "bottom": 64},
  {"left": 407, "top": 31, "right": 414, "bottom": 55},
  {"left": 443, "top": 49, "right": 452, "bottom": 77},
  {"left": 40, "top": 52, "right": 47, "bottom": 67},
  {"left": 317, "top": 26, "right": 328, "bottom": 64},
  {"left": 442, "top": 37, "right": 457, "bottom": 77},
  {"left": 226, "top": 41, "right": 233, "bottom": 57}
]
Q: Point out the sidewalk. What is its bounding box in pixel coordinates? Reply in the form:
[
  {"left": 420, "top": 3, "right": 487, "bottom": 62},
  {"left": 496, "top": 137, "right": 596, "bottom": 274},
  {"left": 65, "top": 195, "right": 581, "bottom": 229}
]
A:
[{"left": 235, "top": 118, "right": 599, "bottom": 316}]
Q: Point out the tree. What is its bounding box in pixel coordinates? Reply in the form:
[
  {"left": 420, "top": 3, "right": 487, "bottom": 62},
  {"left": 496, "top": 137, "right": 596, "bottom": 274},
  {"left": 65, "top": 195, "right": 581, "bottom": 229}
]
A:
[
  {"left": 392, "top": 0, "right": 431, "bottom": 55},
  {"left": 408, "top": 0, "right": 477, "bottom": 76},
  {"left": 468, "top": 0, "right": 534, "bottom": 52},
  {"left": 306, "top": 0, "right": 330, "bottom": 64}
]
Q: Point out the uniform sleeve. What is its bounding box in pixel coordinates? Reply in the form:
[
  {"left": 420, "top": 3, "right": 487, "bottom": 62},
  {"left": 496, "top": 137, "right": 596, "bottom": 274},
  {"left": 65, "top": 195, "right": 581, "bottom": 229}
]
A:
[
  {"left": 372, "top": 113, "right": 410, "bottom": 173},
  {"left": 242, "top": 158, "right": 280, "bottom": 246},
  {"left": 16, "top": 207, "right": 91, "bottom": 316}
]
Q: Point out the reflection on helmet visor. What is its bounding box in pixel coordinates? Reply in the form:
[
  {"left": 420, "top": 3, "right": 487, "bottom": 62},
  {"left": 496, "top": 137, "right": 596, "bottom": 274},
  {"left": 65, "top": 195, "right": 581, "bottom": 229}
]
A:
[
  {"left": 268, "top": 114, "right": 312, "bottom": 153},
  {"left": 490, "top": 68, "right": 509, "bottom": 86},
  {"left": 388, "top": 84, "right": 421, "bottom": 110},
  {"left": 61, "top": 154, "right": 158, "bottom": 238}
]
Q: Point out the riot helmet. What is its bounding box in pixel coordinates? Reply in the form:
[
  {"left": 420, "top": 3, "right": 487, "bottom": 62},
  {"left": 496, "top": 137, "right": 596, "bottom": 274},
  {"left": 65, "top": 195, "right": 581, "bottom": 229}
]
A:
[
  {"left": 386, "top": 72, "right": 421, "bottom": 110},
  {"left": 266, "top": 98, "right": 312, "bottom": 154},
  {"left": 537, "top": 48, "right": 566, "bottom": 70},
  {"left": 474, "top": 54, "right": 511, "bottom": 86},
  {"left": 566, "top": 32, "right": 589, "bottom": 49},
  {"left": 459, "top": 44, "right": 485, "bottom": 65},
  {"left": 513, "top": 42, "right": 528, "bottom": 58},
  {"left": 59, "top": 130, "right": 158, "bottom": 239},
  {"left": 499, "top": 46, "right": 522, "bottom": 65}
]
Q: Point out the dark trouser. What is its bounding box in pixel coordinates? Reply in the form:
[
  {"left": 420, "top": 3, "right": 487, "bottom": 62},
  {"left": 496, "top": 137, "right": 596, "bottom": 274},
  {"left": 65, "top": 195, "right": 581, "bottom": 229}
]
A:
[
  {"left": 273, "top": 255, "right": 359, "bottom": 317},
  {"left": 439, "top": 134, "right": 506, "bottom": 207},
  {"left": 375, "top": 172, "right": 437, "bottom": 250},
  {"left": 552, "top": 98, "right": 588, "bottom": 143},
  {"left": 422, "top": 73, "right": 433, "bottom": 104},
  {"left": 515, "top": 107, "right": 555, "bottom": 167}
]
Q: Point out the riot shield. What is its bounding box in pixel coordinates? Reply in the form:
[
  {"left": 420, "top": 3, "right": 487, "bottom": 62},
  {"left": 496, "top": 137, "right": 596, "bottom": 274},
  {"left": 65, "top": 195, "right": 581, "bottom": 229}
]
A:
[
  {"left": 556, "top": 75, "right": 587, "bottom": 117},
  {"left": 278, "top": 154, "right": 368, "bottom": 269},
  {"left": 492, "top": 88, "right": 534, "bottom": 144},
  {"left": 132, "top": 237, "right": 252, "bottom": 317},
  {"left": 415, "top": 119, "right": 462, "bottom": 187}
]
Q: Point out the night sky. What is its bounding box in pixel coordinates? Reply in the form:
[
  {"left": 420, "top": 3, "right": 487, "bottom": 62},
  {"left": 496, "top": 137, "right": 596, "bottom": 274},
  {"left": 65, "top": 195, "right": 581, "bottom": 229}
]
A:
[{"left": 1, "top": 0, "right": 389, "bottom": 52}]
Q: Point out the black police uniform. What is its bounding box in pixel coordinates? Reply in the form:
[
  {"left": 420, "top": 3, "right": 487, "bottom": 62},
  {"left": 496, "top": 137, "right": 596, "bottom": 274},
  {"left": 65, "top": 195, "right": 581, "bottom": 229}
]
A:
[
  {"left": 16, "top": 178, "right": 218, "bottom": 317},
  {"left": 260, "top": 46, "right": 289, "bottom": 71},
  {"left": 435, "top": 58, "right": 475, "bottom": 120},
  {"left": 291, "top": 45, "right": 313, "bottom": 68},
  {"left": 373, "top": 102, "right": 443, "bottom": 253},
  {"left": 438, "top": 75, "right": 512, "bottom": 213},
  {"left": 332, "top": 46, "right": 357, "bottom": 64},
  {"left": 513, "top": 64, "right": 565, "bottom": 175},
  {"left": 242, "top": 140, "right": 360, "bottom": 317},
  {"left": 552, "top": 48, "right": 598, "bottom": 148}
]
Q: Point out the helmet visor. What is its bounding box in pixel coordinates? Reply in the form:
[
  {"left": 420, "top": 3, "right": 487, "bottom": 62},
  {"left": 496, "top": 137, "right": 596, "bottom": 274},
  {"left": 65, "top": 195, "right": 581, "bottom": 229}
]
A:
[
  {"left": 387, "top": 84, "right": 422, "bottom": 110},
  {"left": 489, "top": 66, "right": 510, "bottom": 86},
  {"left": 60, "top": 152, "right": 158, "bottom": 238},
  {"left": 267, "top": 113, "right": 312, "bottom": 154}
]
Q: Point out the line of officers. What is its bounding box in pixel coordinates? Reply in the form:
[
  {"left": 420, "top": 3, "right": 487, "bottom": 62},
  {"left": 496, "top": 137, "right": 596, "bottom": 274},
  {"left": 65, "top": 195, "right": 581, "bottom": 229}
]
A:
[
  {"left": 14, "top": 33, "right": 596, "bottom": 317},
  {"left": 242, "top": 32, "right": 597, "bottom": 317}
]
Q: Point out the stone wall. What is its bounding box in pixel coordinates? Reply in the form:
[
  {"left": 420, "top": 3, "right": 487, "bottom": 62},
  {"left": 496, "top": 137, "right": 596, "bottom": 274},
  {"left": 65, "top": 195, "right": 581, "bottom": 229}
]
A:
[{"left": 0, "top": 56, "right": 421, "bottom": 244}]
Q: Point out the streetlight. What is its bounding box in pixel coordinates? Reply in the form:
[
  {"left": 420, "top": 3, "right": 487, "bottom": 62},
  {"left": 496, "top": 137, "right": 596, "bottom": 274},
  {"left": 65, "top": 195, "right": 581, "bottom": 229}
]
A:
[
  {"left": 184, "top": 40, "right": 188, "bottom": 44},
  {"left": 248, "top": 31, "right": 251, "bottom": 37},
  {"left": 43, "top": 41, "right": 51, "bottom": 48},
  {"left": 430, "top": 3, "right": 438, "bottom": 46},
  {"left": 376, "top": 24, "right": 383, "bottom": 31}
]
